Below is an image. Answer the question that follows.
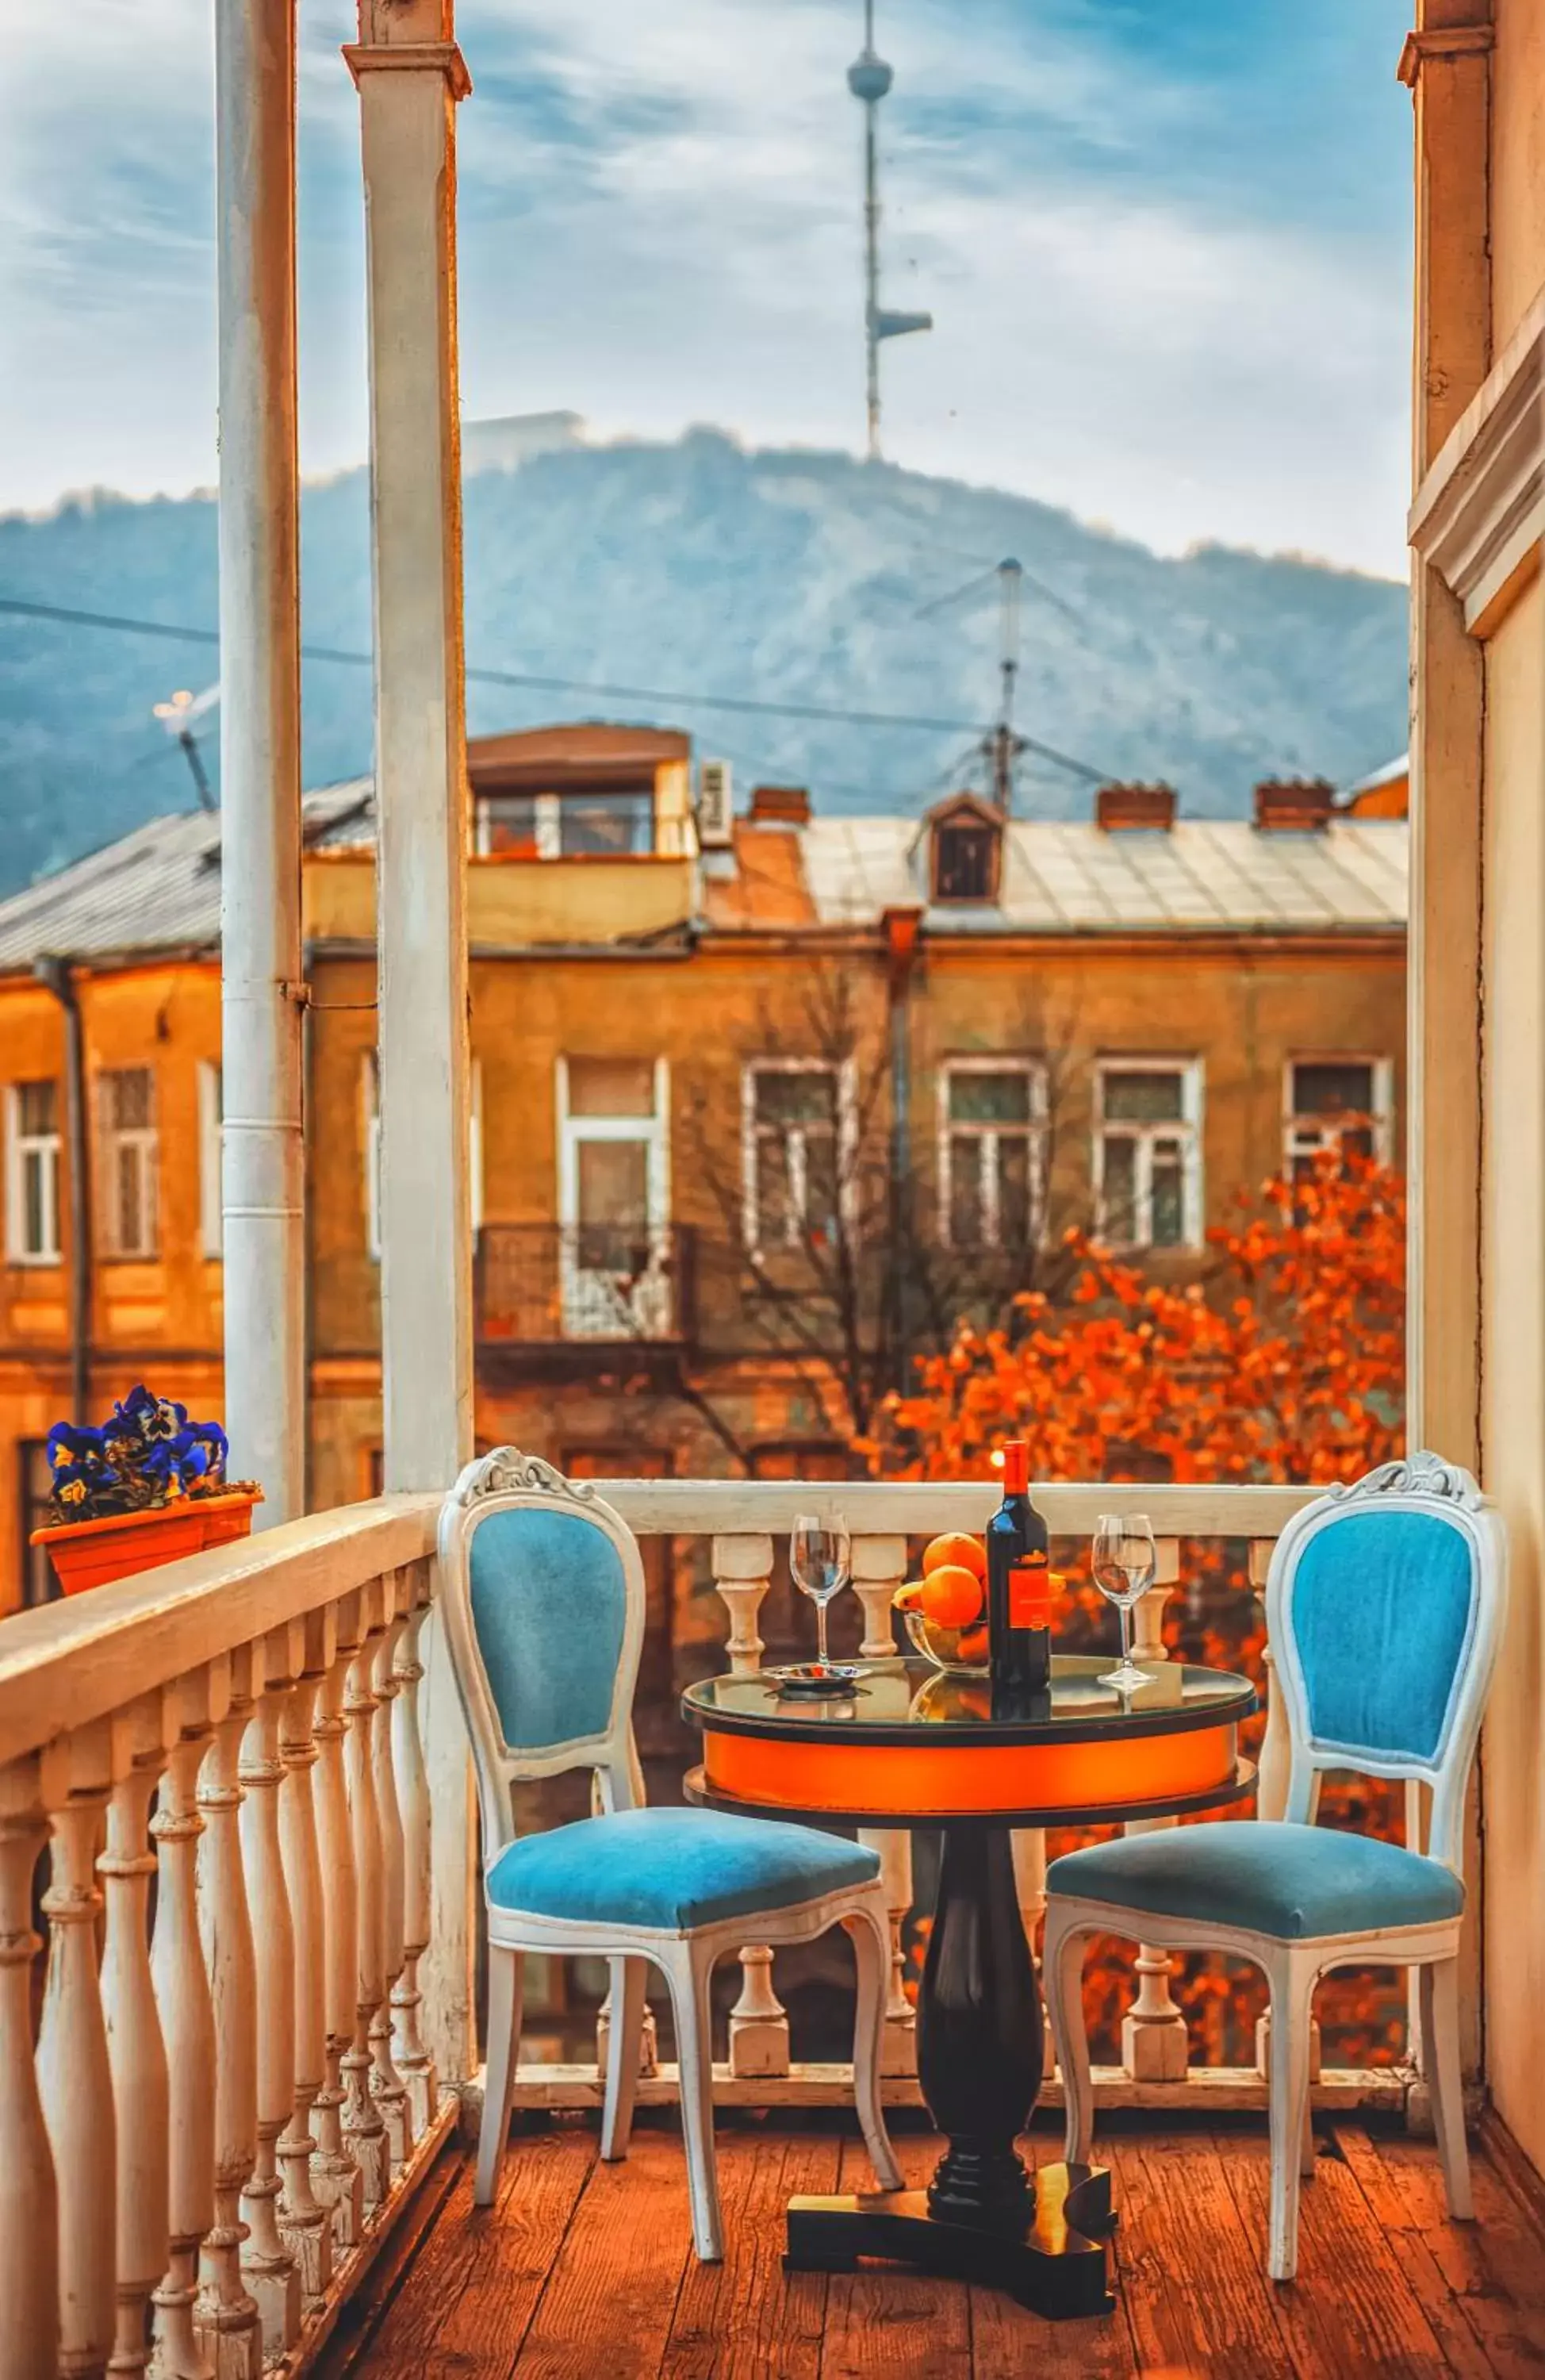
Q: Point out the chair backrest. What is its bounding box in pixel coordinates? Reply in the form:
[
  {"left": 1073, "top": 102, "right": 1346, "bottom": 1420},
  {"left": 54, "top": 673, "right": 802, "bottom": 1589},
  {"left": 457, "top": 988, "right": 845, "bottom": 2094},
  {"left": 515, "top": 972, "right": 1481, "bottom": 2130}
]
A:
[
  {"left": 437, "top": 1448, "right": 647, "bottom": 1865},
  {"left": 1265, "top": 1451, "right": 1507, "bottom": 1873}
]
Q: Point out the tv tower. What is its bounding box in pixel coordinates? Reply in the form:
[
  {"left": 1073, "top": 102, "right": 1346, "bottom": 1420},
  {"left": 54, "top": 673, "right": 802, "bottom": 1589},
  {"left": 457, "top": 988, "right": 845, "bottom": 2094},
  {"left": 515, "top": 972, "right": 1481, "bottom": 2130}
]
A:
[{"left": 848, "top": 0, "right": 931, "bottom": 461}]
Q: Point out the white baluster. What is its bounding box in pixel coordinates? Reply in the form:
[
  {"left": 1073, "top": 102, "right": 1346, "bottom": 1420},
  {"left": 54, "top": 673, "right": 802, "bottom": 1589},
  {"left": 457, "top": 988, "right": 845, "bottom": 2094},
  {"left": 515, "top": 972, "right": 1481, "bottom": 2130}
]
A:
[
  {"left": 237, "top": 1630, "right": 301, "bottom": 2354},
  {"left": 850, "top": 1534, "right": 907, "bottom": 1664},
  {"left": 310, "top": 1611, "right": 365, "bottom": 2248},
  {"left": 341, "top": 1590, "right": 390, "bottom": 2212},
  {"left": 711, "top": 1534, "right": 790, "bottom": 2079},
  {"left": 370, "top": 1577, "right": 412, "bottom": 2171},
  {"left": 0, "top": 1752, "right": 60, "bottom": 2378},
  {"left": 390, "top": 1580, "right": 438, "bottom": 2136},
  {"left": 100, "top": 1700, "right": 172, "bottom": 2378},
  {"left": 150, "top": 1669, "right": 221, "bottom": 2380},
  {"left": 1121, "top": 1540, "right": 1190, "bottom": 2084},
  {"left": 38, "top": 1724, "right": 117, "bottom": 2380},
  {"left": 277, "top": 1613, "right": 333, "bottom": 2313},
  {"left": 194, "top": 1651, "right": 263, "bottom": 2380},
  {"left": 852, "top": 1537, "right": 915, "bottom": 2075}
]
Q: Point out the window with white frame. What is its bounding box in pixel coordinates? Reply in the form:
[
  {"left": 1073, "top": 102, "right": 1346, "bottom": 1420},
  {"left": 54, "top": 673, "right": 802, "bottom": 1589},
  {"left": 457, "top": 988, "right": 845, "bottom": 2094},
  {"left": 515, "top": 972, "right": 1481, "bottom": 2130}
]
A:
[
  {"left": 1095, "top": 1059, "right": 1202, "bottom": 1251},
  {"left": 939, "top": 1061, "right": 1045, "bottom": 1247},
  {"left": 198, "top": 1062, "right": 223, "bottom": 1258},
  {"left": 365, "top": 1052, "right": 482, "bottom": 1260},
  {"left": 6, "top": 1081, "right": 62, "bottom": 1264},
  {"left": 1285, "top": 1058, "right": 1392, "bottom": 1177},
  {"left": 742, "top": 1061, "right": 851, "bottom": 1251},
  {"left": 98, "top": 1069, "right": 158, "bottom": 1258}
]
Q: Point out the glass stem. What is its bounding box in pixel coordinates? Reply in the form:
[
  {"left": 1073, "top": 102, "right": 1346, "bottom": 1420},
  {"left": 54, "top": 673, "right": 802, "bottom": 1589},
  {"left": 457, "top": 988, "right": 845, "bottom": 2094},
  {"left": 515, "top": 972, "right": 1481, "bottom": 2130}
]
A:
[
  {"left": 1119, "top": 1604, "right": 1133, "bottom": 1672},
  {"left": 817, "top": 1598, "right": 830, "bottom": 1669}
]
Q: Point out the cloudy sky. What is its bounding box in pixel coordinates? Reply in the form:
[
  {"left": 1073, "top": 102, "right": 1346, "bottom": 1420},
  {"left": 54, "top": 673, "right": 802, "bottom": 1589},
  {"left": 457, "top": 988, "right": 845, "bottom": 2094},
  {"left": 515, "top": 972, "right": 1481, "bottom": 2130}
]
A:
[{"left": 2, "top": 0, "right": 1413, "bottom": 574}]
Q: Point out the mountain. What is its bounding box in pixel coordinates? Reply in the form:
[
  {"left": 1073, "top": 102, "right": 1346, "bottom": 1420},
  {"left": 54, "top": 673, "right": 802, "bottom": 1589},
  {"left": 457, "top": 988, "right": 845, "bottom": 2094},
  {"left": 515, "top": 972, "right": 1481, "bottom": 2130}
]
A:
[{"left": 0, "top": 428, "right": 1407, "bottom": 899}]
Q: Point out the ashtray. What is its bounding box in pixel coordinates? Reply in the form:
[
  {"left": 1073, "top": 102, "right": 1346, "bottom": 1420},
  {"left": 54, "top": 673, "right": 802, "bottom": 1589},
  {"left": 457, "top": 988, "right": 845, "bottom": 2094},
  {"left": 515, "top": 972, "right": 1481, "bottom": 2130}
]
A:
[{"left": 765, "top": 1662, "right": 865, "bottom": 1698}]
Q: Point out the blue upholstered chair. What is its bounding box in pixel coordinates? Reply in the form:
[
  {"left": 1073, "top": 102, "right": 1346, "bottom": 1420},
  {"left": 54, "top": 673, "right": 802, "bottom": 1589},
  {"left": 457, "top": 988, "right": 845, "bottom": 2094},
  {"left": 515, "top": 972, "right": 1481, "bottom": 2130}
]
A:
[
  {"left": 1043, "top": 1453, "right": 1507, "bottom": 2282},
  {"left": 437, "top": 1449, "right": 902, "bottom": 2259}
]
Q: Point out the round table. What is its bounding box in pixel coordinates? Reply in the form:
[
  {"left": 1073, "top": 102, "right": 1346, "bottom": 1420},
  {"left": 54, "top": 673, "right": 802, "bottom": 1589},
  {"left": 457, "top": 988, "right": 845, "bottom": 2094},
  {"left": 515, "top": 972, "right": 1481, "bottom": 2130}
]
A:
[{"left": 682, "top": 1654, "right": 1257, "bottom": 2319}]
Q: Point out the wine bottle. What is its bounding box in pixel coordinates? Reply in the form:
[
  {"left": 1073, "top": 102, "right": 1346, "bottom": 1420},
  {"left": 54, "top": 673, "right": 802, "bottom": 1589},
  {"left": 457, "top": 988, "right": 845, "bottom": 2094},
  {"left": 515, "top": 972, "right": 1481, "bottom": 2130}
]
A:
[{"left": 985, "top": 1440, "right": 1052, "bottom": 1702}]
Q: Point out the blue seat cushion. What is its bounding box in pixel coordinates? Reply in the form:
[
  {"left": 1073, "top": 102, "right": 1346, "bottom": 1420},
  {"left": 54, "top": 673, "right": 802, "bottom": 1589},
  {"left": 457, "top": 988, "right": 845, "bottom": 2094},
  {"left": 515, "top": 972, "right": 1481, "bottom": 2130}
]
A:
[
  {"left": 486, "top": 1806, "right": 880, "bottom": 1934},
  {"left": 1046, "top": 1821, "right": 1464, "bottom": 1941}
]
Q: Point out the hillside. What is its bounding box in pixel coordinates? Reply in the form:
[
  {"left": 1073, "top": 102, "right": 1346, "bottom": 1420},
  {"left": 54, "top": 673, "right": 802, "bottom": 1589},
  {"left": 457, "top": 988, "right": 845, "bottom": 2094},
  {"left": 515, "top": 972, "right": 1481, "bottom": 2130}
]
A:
[{"left": 0, "top": 429, "right": 1408, "bottom": 897}]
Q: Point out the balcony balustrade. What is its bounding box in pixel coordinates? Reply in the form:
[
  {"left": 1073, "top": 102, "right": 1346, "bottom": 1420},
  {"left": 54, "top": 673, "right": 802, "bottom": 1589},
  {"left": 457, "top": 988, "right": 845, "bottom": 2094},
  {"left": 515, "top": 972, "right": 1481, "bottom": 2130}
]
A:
[{"left": 1, "top": 1472, "right": 1412, "bottom": 2375}]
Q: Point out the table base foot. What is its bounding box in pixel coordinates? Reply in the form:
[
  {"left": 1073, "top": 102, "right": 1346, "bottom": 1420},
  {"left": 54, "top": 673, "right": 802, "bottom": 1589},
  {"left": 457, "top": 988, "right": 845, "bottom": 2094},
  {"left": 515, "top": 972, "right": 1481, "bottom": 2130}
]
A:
[{"left": 784, "top": 2163, "right": 1115, "bottom": 2320}]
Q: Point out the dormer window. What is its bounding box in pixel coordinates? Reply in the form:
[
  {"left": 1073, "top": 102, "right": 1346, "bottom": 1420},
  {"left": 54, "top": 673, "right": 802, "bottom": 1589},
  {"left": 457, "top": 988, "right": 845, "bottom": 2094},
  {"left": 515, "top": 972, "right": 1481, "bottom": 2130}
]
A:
[{"left": 926, "top": 795, "right": 1003, "bottom": 904}]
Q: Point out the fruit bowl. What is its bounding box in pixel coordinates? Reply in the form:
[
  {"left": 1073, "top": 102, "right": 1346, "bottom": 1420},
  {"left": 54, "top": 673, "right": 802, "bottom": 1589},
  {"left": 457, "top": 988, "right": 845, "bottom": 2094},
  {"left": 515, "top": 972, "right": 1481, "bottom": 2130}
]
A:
[{"left": 903, "top": 1606, "right": 990, "bottom": 1679}]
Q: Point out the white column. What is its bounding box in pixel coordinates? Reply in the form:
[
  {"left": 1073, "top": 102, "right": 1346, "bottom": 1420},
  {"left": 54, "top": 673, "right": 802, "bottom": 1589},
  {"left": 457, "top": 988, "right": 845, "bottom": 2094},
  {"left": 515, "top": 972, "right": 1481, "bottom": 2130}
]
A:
[
  {"left": 216, "top": 0, "right": 305, "bottom": 1524},
  {"left": 38, "top": 1727, "right": 117, "bottom": 2380},
  {"left": 346, "top": 0, "right": 476, "bottom": 2089}
]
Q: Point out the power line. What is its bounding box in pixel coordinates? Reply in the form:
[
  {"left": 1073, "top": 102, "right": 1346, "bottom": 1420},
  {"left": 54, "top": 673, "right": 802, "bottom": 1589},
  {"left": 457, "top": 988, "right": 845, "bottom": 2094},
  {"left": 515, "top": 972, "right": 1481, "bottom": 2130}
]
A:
[{"left": 0, "top": 590, "right": 1116, "bottom": 784}]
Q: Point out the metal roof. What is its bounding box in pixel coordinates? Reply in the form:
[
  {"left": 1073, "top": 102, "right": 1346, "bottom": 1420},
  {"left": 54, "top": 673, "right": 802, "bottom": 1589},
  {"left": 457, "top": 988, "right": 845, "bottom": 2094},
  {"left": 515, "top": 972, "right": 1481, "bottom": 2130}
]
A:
[
  {"left": 799, "top": 817, "right": 1407, "bottom": 935},
  {"left": 0, "top": 789, "right": 1408, "bottom": 973},
  {"left": 0, "top": 783, "right": 370, "bottom": 973}
]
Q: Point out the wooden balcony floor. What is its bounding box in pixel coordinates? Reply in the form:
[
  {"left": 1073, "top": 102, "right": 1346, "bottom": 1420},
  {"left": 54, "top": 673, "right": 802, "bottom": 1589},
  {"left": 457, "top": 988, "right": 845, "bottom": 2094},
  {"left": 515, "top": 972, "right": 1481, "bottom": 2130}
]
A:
[{"left": 320, "top": 2113, "right": 1545, "bottom": 2380}]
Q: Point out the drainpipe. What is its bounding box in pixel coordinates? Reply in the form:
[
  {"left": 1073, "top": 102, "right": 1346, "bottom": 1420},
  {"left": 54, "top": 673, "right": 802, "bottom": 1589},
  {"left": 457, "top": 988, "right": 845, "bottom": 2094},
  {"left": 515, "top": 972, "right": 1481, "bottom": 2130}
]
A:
[
  {"left": 881, "top": 907, "right": 923, "bottom": 1390},
  {"left": 33, "top": 956, "right": 91, "bottom": 1425}
]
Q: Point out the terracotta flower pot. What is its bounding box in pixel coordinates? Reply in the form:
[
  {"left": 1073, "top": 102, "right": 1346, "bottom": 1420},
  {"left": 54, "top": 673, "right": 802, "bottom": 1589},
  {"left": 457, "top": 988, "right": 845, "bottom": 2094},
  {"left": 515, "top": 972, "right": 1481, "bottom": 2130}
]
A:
[{"left": 30, "top": 1488, "right": 263, "bottom": 1597}]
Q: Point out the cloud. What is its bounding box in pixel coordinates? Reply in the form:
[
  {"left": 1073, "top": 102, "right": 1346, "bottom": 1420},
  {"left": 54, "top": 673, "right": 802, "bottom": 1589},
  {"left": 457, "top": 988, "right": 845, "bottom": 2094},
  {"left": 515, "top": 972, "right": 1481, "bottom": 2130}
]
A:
[{"left": 0, "top": 0, "right": 1412, "bottom": 573}]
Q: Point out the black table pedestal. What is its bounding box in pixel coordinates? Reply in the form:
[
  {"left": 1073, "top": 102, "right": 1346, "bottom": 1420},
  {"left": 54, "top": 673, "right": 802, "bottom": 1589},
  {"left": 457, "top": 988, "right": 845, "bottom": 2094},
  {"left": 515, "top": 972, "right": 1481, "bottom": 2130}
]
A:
[{"left": 784, "top": 1822, "right": 1114, "bottom": 2319}]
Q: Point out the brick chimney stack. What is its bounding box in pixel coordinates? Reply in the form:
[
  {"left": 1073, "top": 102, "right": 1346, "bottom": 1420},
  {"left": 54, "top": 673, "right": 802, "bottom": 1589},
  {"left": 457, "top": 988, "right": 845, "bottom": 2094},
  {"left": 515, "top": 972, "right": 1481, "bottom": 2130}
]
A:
[
  {"left": 1253, "top": 777, "right": 1334, "bottom": 831},
  {"left": 1095, "top": 781, "right": 1176, "bottom": 832},
  {"left": 749, "top": 785, "right": 811, "bottom": 826}
]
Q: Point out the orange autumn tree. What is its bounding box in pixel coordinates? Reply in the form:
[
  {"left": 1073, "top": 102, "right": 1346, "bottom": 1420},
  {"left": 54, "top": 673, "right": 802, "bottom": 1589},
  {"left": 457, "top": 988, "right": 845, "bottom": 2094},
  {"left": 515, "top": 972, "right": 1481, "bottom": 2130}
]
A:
[{"left": 867, "top": 1155, "right": 1407, "bottom": 2067}]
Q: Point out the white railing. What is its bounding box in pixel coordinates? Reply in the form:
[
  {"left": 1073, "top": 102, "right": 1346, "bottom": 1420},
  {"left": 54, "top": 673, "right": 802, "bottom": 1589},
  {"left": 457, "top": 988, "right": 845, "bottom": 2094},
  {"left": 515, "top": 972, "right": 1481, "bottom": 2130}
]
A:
[
  {"left": 0, "top": 1498, "right": 440, "bottom": 2378},
  {"left": 0, "top": 1474, "right": 1401, "bottom": 2375}
]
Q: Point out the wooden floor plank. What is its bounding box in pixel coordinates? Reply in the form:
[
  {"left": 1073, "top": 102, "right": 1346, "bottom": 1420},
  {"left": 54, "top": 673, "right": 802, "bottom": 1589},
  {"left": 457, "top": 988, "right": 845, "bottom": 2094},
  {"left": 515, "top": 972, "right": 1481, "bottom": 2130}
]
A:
[
  {"left": 338, "top": 2120, "right": 1543, "bottom": 2380},
  {"left": 1213, "top": 2124, "right": 1453, "bottom": 2380},
  {"left": 661, "top": 2124, "right": 842, "bottom": 2380},
  {"left": 1101, "top": 2131, "right": 1295, "bottom": 2379},
  {"left": 964, "top": 2132, "right": 1139, "bottom": 2380},
  {"left": 1348, "top": 2127, "right": 1545, "bottom": 2380},
  {"left": 335, "top": 2127, "right": 597, "bottom": 2378},
  {"left": 513, "top": 2121, "right": 695, "bottom": 2380},
  {"left": 816, "top": 2132, "right": 972, "bottom": 2380}
]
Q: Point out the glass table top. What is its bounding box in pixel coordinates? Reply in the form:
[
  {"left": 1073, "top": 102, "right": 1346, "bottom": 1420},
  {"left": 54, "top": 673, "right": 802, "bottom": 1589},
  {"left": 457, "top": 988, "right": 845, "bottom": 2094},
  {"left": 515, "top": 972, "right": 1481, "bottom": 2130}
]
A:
[{"left": 683, "top": 1656, "right": 1256, "bottom": 1749}]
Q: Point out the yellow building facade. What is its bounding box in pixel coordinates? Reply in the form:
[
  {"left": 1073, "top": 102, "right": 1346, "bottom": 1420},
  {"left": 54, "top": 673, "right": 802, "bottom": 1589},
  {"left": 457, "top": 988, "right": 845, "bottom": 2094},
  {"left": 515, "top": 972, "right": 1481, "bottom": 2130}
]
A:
[{"left": 0, "top": 732, "right": 1406, "bottom": 1617}]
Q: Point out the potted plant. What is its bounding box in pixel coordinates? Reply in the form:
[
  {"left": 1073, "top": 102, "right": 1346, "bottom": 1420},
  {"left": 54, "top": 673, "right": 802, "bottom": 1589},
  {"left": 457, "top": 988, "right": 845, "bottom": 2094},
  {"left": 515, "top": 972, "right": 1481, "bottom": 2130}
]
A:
[{"left": 30, "top": 1384, "right": 263, "bottom": 1597}]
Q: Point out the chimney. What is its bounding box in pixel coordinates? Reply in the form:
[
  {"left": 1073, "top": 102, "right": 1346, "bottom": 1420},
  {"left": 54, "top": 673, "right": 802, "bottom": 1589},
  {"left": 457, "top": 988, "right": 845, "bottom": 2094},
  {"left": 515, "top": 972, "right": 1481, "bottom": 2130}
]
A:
[
  {"left": 749, "top": 784, "right": 811, "bottom": 826},
  {"left": 1096, "top": 781, "right": 1176, "bottom": 832},
  {"left": 1253, "top": 777, "right": 1334, "bottom": 831}
]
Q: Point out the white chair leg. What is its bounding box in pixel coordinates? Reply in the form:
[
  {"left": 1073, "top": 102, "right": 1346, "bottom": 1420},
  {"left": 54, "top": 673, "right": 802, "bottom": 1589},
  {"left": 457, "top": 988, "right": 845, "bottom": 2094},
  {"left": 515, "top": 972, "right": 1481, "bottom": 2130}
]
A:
[
  {"left": 667, "top": 1941, "right": 724, "bottom": 2263},
  {"left": 600, "top": 1956, "right": 648, "bottom": 2163},
  {"left": 845, "top": 1909, "right": 903, "bottom": 2191},
  {"left": 1420, "top": 1956, "right": 1473, "bottom": 2221},
  {"left": 475, "top": 1945, "right": 523, "bottom": 2208},
  {"left": 1044, "top": 1911, "right": 1095, "bottom": 2168},
  {"left": 1266, "top": 1952, "right": 1313, "bottom": 2282}
]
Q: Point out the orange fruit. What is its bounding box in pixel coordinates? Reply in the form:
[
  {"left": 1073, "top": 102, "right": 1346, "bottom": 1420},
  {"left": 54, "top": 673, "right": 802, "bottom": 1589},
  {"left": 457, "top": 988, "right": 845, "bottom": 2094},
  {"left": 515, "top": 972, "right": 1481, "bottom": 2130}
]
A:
[
  {"left": 922, "top": 1531, "right": 986, "bottom": 1582},
  {"left": 957, "top": 1624, "right": 990, "bottom": 1663},
  {"left": 921, "top": 1564, "right": 984, "bottom": 1629}
]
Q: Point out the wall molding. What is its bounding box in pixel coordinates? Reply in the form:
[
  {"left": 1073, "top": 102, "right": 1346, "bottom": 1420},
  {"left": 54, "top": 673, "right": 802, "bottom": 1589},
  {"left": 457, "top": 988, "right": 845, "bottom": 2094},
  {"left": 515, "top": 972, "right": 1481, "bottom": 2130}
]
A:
[
  {"left": 1397, "top": 25, "right": 1494, "bottom": 91},
  {"left": 1409, "top": 279, "right": 1545, "bottom": 638}
]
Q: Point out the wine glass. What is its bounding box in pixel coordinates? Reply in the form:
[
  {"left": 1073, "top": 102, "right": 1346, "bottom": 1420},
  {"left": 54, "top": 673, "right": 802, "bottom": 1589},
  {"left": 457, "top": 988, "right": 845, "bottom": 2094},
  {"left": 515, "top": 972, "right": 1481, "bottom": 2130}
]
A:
[
  {"left": 791, "top": 1513, "right": 851, "bottom": 1674},
  {"left": 1092, "top": 1512, "right": 1156, "bottom": 1693}
]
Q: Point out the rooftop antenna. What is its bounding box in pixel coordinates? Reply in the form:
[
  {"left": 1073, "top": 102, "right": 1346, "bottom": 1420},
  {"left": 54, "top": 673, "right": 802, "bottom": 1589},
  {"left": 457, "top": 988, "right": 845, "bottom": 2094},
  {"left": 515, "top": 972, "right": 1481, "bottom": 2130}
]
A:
[
  {"left": 848, "top": 0, "right": 931, "bottom": 461},
  {"left": 987, "top": 559, "right": 1026, "bottom": 814},
  {"left": 152, "top": 684, "right": 220, "bottom": 812}
]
